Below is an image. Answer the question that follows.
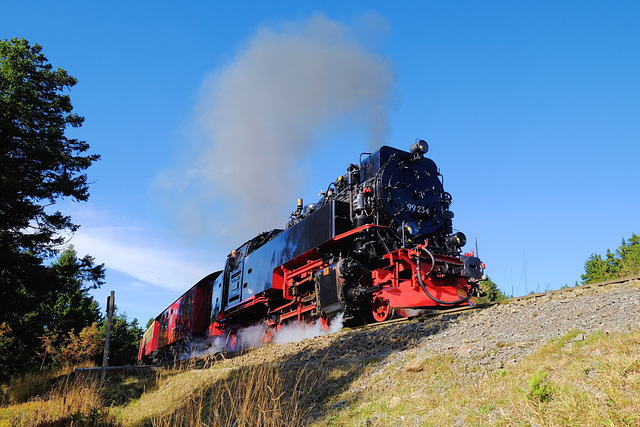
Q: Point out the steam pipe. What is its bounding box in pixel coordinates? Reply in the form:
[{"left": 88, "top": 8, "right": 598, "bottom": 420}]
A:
[{"left": 416, "top": 246, "right": 472, "bottom": 305}]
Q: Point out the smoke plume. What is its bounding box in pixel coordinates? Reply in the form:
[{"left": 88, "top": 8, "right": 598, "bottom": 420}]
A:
[
  {"left": 187, "top": 313, "right": 346, "bottom": 359},
  {"left": 165, "top": 13, "right": 394, "bottom": 242}
]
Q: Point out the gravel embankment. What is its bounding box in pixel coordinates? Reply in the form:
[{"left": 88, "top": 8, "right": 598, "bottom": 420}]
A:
[{"left": 221, "top": 278, "right": 639, "bottom": 375}]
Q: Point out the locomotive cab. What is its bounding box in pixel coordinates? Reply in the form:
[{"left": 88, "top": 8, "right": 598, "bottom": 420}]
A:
[{"left": 225, "top": 246, "right": 245, "bottom": 305}]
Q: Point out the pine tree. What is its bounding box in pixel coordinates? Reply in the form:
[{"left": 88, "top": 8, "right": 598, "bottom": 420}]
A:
[
  {"left": 581, "top": 233, "right": 640, "bottom": 284},
  {"left": 617, "top": 233, "right": 640, "bottom": 277},
  {"left": 1, "top": 38, "right": 100, "bottom": 379},
  {"left": 98, "top": 312, "right": 143, "bottom": 366},
  {"left": 477, "top": 276, "right": 508, "bottom": 304}
]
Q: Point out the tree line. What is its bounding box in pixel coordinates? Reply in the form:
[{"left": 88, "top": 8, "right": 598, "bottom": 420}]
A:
[
  {"left": 581, "top": 233, "right": 640, "bottom": 284},
  {"left": 478, "top": 233, "right": 639, "bottom": 302},
  {"left": 479, "top": 233, "right": 639, "bottom": 302},
  {"left": 1, "top": 38, "right": 141, "bottom": 381}
]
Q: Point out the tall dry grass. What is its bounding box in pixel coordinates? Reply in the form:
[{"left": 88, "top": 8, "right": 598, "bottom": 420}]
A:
[
  {"left": 1, "top": 370, "right": 57, "bottom": 406},
  {"left": 0, "top": 368, "right": 116, "bottom": 426},
  {"left": 148, "top": 360, "right": 318, "bottom": 427}
]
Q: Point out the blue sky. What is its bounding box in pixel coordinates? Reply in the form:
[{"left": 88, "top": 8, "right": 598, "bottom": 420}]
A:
[{"left": 5, "top": 1, "right": 639, "bottom": 324}]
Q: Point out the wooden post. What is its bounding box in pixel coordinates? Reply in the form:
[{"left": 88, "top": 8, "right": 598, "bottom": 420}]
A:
[{"left": 101, "top": 291, "right": 115, "bottom": 382}]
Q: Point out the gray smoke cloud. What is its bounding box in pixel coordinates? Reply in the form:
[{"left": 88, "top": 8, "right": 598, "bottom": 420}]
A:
[{"left": 161, "top": 13, "right": 394, "bottom": 243}]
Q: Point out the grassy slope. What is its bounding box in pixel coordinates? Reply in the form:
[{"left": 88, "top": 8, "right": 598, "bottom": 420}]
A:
[
  {"left": 315, "top": 329, "right": 640, "bottom": 426},
  {"left": 1, "top": 328, "right": 638, "bottom": 426}
]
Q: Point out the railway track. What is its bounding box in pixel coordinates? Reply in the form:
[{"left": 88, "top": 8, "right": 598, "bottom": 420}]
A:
[
  {"left": 508, "top": 273, "right": 640, "bottom": 302},
  {"left": 349, "top": 273, "right": 640, "bottom": 332},
  {"left": 89, "top": 274, "right": 639, "bottom": 374},
  {"left": 347, "top": 301, "right": 496, "bottom": 332}
]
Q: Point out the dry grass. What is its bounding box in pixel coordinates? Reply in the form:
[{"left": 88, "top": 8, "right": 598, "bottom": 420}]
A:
[
  {"left": 113, "top": 355, "right": 320, "bottom": 426},
  {"left": 1, "top": 370, "right": 58, "bottom": 407},
  {"left": 2, "top": 329, "right": 638, "bottom": 426},
  {"left": 0, "top": 362, "right": 92, "bottom": 406},
  {"left": 0, "top": 370, "right": 115, "bottom": 426},
  {"left": 150, "top": 361, "right": 318, "bottom": 426},
  {"left": 115, "top": 359, "right": 230, "bottom": 424}
]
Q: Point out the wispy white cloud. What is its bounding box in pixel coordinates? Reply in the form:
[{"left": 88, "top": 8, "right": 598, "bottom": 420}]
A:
[{"left": 67, "top": 217, "right": 218, "bottom": 292}]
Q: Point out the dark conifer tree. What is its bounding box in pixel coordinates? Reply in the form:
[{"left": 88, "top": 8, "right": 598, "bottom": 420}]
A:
[{"left": 0, "top": 38, "right": 101, "bottom": 379}]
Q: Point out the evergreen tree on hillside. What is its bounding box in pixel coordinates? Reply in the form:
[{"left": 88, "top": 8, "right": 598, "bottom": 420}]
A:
[
  {"left": 617, "top": 234, "right": 640, "bottom": 277},
  {"left": 477, "top": 277, "right": 508, "bottom": 304},
  {"left": 47, "top": 246, "right": 104, "bottom": 332},
  {"left": 98, "top": 312, "right": 143, "bottom": 366},
  {"left": 37, "top": 246, "right": 105, "bottom": 367},
  {"left": 0, "top": 38, "right": 100, "bottom": 379},
  {"left": 581, "top": 233, "right": 640, "bottom": 284},
  {"left": 0, "top": 38, "right": 99, "bottom": 258}
]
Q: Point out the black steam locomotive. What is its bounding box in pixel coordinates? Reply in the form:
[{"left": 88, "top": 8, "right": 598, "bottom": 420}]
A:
[{"left": 139, "top": 140, "right": 484, "bottom": 362}]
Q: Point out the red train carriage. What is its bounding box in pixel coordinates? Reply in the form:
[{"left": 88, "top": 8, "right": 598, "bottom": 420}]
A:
[{"left": 138, "top": 272, "right": 219, "bottom": 363}]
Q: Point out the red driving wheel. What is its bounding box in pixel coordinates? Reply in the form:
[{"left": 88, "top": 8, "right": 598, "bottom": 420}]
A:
[
  {"left": 319, "top": 316, "right": 330, "bottom": 331},
  {"left": 227, "top": 333, "right": 238, "bottom": 352},
  {"left": 262, "top": 328, "right": 274, "bottom": 344},
  {"left": 372, "top": 295, "right": 393, "bottom": 322}
]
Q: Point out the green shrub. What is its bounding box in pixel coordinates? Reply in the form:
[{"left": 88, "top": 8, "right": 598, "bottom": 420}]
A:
[{"left": 526, "top": 371, "right": 553, "bottom": 402}]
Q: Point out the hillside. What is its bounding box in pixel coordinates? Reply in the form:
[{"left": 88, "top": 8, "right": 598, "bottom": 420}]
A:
[
  {"left": 118, "top": 277, "right": 640, "bottom": 425},
  {"left": 2, "top": 277, "right": 639, "bottom": 426}
]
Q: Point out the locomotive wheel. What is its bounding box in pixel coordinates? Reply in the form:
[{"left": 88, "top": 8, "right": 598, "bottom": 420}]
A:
[
  {"left": 262, "top": 328, "right": 274, "bottom": 344},
  {"left": 319, "top": 316, "right": 330, "bottom": 331},
  {"left": 226, "top": 333, "right": 238, "bottom": 352},
  {"left": 372, "top": 295, "right": 394, "bottom": 322}
]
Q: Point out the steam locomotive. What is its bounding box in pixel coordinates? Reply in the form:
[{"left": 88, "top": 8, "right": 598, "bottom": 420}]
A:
[{"left": 138, "top": 140, "right": 484, "bottom": 363}]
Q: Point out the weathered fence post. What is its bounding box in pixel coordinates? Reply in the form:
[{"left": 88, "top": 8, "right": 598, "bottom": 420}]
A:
[{"left": 101, "top": 291, "right": 115, "bottom": 382}]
